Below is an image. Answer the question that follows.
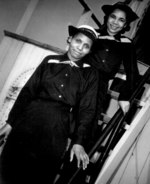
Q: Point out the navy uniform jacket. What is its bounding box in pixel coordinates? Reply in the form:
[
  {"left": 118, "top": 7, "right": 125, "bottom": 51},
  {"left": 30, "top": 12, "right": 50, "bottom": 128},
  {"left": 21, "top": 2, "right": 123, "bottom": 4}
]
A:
[
  {"left": 86, "top": 29, "right": 140, "bottom": 118},
  {"left": 6, "top": 53, "right": 99, "bottom": 147},
  {"left": 1, "top": 53, "right": 99, "bottom": 183}
]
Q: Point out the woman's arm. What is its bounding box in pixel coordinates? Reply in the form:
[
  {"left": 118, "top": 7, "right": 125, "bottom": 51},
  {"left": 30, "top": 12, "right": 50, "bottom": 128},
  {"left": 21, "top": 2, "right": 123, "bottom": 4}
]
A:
[
  {"left": 119, "top": 41, "right": 140, "bottom": 101},
  {"left": 7, "top": 56, "right": 49, "bottom": 127},
  {"left": 0, "top": 123, "right": 12, "bottom": 145},
  {"left": 70, "top": 69, "right": 99, "bottom": 169}
]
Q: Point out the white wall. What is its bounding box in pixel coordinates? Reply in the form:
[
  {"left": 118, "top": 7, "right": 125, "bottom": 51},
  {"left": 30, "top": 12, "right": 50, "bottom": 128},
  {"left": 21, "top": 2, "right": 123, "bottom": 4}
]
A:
[
  {"left": 0, "top": 0, "right": 143, "bottom": 50},
  {"left": 0, "top": 0, "right": 28, "bottom": 42}
]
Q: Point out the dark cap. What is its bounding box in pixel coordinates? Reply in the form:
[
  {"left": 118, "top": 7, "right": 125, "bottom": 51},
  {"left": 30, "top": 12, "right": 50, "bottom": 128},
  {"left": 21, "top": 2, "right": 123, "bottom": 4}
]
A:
[
  {"left": 102, "top": 2, "right": 139, "bottom": 23},
  {"left": 68, "top": 25, "right": 98, "bottom": 41}
]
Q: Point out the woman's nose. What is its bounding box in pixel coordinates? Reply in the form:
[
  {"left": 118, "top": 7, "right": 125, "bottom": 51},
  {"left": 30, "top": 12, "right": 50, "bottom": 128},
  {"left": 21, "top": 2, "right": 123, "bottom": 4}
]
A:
[
  {"left": 113, "top": 18, "right": 118, "bottom": 24},
  {"left": 78, "top": 44, "right": 83, "bottom": 50}
]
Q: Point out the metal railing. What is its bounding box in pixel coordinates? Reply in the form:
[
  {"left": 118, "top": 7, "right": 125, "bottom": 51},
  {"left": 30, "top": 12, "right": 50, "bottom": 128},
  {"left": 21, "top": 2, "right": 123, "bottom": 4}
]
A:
[{"left": 55, "top": 67, "right": 150, "bottom": 184}]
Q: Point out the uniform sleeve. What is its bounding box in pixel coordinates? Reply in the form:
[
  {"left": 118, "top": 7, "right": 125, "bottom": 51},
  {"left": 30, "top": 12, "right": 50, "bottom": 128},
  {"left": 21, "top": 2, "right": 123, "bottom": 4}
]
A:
[
  {"left": 7, "top": 56, "right": 50, "bottom": 127},
  {"left": 72, "top": 69, "right": 99, "bottom": 147},
  {"left": 118, "top": 42, "right": 140, "bottom": 101}
]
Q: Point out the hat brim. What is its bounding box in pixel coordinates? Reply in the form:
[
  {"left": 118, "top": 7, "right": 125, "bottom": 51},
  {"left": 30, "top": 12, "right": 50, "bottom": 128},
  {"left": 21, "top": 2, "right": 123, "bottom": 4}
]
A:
[
  {"left": 68, "top": 25, "right": 79, "bottom": 37},
  {"left": 68, "top": 25, "right": 96, "bottom": 41},
  {"left": 102, "top": 3, "right": 138, "bottom": 22}
]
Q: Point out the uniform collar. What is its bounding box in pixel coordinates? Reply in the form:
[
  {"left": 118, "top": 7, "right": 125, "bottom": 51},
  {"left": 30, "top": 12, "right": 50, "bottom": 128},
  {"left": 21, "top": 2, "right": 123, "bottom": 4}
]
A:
[
  {"left": 49, "top": 53, "right": 91, "bottom": 68},
  {"left": 59, "top": 53, "right": 87, "bottom": 68},
  {"left": 98, "top": 26, "right": 121, "bottom": 41}
]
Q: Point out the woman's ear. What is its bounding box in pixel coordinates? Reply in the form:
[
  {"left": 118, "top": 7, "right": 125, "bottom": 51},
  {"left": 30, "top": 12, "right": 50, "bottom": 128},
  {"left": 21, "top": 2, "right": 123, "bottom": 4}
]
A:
[
  {"left": 66, "top": 36, "right": 72, "bottom": 51},
  {"left": 67, "top": 36, "right": 72, "bottom": 43}
]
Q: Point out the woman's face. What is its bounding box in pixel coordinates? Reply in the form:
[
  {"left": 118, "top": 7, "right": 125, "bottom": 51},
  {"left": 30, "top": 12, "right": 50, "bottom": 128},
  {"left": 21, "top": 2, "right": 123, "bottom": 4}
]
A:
[
  {"left": 107, "top": 9, "right": 127, "bottom": 36},
  {"left": 67, "top": 33, "right": 93, "bottom": 62}
]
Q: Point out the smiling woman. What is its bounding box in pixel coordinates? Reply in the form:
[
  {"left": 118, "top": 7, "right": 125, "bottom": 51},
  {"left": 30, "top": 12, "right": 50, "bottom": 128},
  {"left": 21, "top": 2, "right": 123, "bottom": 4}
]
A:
[
  {"left": 85, "top": 2, "right": 140, "bottom": 143},
  {"left": 106, "top": 9, "right": 127, "bottom": 36},
  {"left": 0, "top": 24, "right": 99, "bottom": 184}
]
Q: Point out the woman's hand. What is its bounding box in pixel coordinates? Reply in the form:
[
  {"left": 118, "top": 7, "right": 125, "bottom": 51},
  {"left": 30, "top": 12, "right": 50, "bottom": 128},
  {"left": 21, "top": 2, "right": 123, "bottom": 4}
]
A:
[
  {"left": 118, "top": 100, "right": 130, "bottom": 114},
  {"left": 0, "top": 123, "right": 12, "bottom": 143},
  {"left": 70, "top": 144, "right": 89, "bottom": 170}
]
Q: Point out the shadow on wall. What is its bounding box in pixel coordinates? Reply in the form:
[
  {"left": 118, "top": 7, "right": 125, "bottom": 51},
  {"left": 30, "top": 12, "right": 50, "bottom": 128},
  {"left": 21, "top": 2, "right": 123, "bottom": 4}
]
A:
[{"left": 133, "top": 4, "right": 150, "bottom": 66}]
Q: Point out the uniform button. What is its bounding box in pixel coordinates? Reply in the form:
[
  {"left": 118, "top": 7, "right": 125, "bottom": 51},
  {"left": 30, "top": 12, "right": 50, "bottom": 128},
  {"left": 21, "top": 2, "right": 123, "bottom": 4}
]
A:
[
  {"left": 61, "top": 84, "right": 64, "bottom": 87},
  {"left": 102, "top": 59, "right": 105, "bottom": 62},
  {"left": 58, "top": 95, "right": 62, "bottom": 98},
  {"left": 65, "top": 73, "right": 68, "bottom": 77},
  {"left": 106, "top": 48, "right": 109, "bottom": 52}
]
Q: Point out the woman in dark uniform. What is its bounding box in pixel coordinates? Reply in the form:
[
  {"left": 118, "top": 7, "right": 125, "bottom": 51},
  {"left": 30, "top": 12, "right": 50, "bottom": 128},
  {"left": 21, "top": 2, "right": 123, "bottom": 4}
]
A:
[
  {"left": 86, "top": 2, "right": 140, "bottom": 141},
  {"left": 0, "top": 25, "right": 99, "bottom": 184}
]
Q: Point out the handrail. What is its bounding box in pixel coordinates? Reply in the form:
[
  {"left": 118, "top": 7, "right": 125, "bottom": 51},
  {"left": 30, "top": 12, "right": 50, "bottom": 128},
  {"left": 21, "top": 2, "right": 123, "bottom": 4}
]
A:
[
  {"left": 56, "top": 66, "right": 150, "bottom": 184},
  {"left": 89, "top": 66, "right": 150, "bottom": 159},
  {"left": 66, "top": 109, "right": 123, "bottom": 184},
  {"left": 78, "top": 0, "right": 102, "bottom": 28},
  {"left": 4, "top": 30, "right": 65, "bottom": 54}
]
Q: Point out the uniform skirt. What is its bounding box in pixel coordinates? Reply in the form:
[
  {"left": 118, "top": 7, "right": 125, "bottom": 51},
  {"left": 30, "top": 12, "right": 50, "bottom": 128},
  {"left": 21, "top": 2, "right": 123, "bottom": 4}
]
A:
[{"left": 0, "top": 99, "right": 71, "bottom": 184}]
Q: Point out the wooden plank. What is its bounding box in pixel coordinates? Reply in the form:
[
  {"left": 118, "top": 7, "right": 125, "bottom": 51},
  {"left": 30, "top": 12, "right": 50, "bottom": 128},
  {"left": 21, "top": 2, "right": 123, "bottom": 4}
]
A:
[{"left": 4, "top": 30, "right": 65, "bottom": 54}]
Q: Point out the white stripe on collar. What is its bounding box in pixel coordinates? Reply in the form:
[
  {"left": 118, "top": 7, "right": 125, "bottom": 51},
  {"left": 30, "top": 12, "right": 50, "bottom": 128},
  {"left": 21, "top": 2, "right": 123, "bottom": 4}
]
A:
[
  {"left": 83, "top": 63, "right": 91, "bottom": 67},
  {"left": 98, "top": 36, "right": 115, "bottom": 40},
  {"left": 48, "top": 59, "right": 79, "bottom": 67},
  {"left": 98, "top": 36, "right": 131, "bottom": 43},
  {"left": 48, "top": 59, "right": 91, "bottom": 68},
  {"left": 48, "top": 59, "right": 59, "bottom": 63},
  {"left": 120, "top": 37, "right": 131, "bottom": 43}
]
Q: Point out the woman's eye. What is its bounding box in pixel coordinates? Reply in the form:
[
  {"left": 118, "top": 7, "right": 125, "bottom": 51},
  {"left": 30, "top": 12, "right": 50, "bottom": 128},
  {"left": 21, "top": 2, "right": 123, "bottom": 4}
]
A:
[
  {"left": 110, "top": 14, "right": 116, "bottom": 19},
  {"left": 119, "top": 18, "right": 126, "bottom": 23},
  {"left": 75, "top": 39, "right": 81, "bottom": 43},
  {"left": 84, "top": 44, "right": 90, "bottom": 49}
]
